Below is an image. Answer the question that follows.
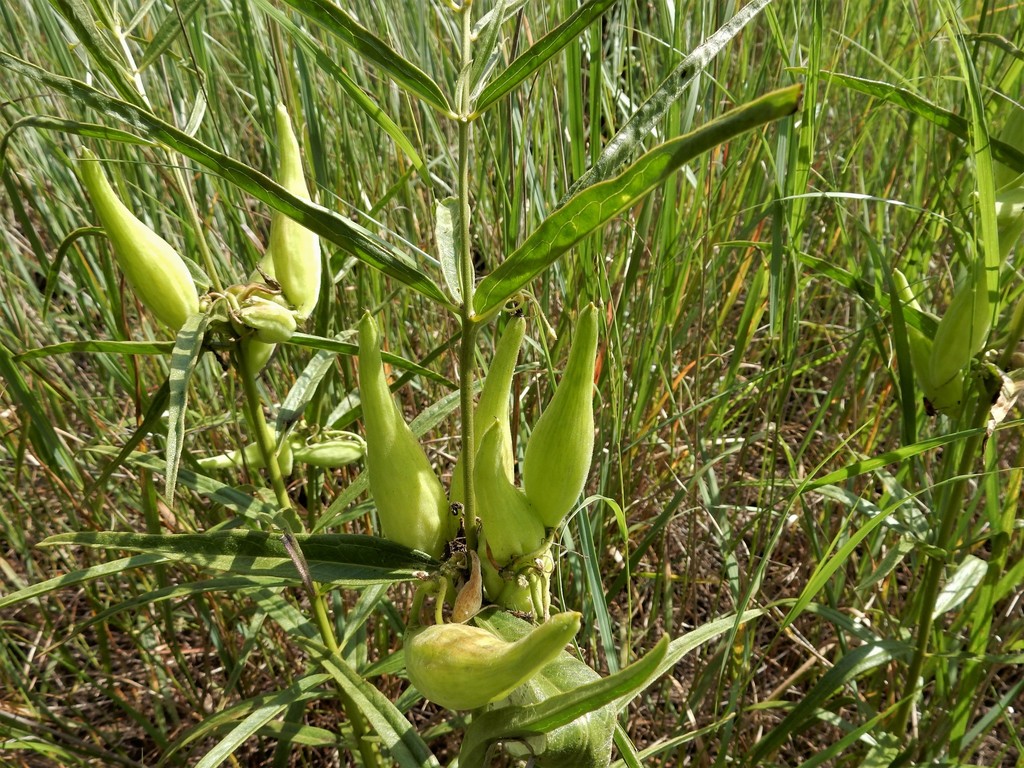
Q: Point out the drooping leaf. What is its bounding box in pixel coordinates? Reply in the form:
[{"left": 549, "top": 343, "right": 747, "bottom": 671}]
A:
[
  {"left": 164, "top": 311, "right": 209, "bottom": 505},
  {"left": 473, "top": 84, "right": 803, "bottom": 317},
  {"left": 38, "top": 530, "right": 439, "bottom": 586}
]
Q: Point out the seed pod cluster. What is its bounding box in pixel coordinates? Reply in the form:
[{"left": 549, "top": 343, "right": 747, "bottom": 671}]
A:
[
  {"left": 78, "top": 149, "right": 200, "bottom": 333},
  {"left": 358, "top": 312, "right": 456, "bottom": 559},
  {"left": 404, "top": 611, "right": 581, "bottom": 711}
]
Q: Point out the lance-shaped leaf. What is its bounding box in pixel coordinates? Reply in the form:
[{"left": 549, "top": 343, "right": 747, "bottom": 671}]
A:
[
  {"left": 38, "top": 531, "right": 438, "bottom": 586},
  {"left": 0, "top": 53, "right": 452, "bottom": 308},
  {"left": 564, "top": 0, "right": 772, "bottom": 197},
  {"left": 473, "top": 84, "right": 803, "bottom": 317}
]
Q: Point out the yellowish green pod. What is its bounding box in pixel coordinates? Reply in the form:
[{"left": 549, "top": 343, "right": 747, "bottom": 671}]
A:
[
  {"left": 234, "top": 295, "right": 297, "bottom": 344},
  {"left": 523, "top": 304, "right": 599, "bottom": 528},
  {"left": 359, "top": 312, "right": 454, "bottom": 558},
  {"left": 404, "top": 611, "right": 581, "bottom": 711},
  {"left": 270, "top": 104, "right": 321, "bottom": 319},
  {"left": 78, "top": 149, "right": 200, "bottom": 332},
  {"left": 291, "top": 434, "right": 365, "bottom": 468},
  {"left": 451, "top": 316, "right": 526, "bottom": 505},
  {"left": 929, "top": 265, "right": 990, "bottom": 392}
]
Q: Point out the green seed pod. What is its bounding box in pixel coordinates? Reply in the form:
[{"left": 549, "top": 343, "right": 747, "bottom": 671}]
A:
[
  {"left": 451, "top": 315, "right": 526, "bottom": 506},
  {"left": 359, "top": 312, "right": 454, "bottom": 558},
  {"left": 523, "top": 304, "right": 599, "bottom": 528},
  {"left": 929, "top": 266, "right": 990, "bottom": 393},
  {"left": 197, "top": 441, "right": 266, "bottom": 470},
  {"left": 477, "top": 610, "right": 615, "bottom": 768},
  {"left": 270, "top": 104, "right": 321, "bottom": 319},
  {"left": 404, "top": 611, "right": 581, "bottom": 711},
  {"left": 240, "top": 336, "right": 276, "bottom": 380},
  {"left": 476, "top": 420, "right": 547, "bottom": 567},
  {"left": 893, "top": 268, "right": 964, "bottom": 416},
  {"left": 78, "top": 149, "right": 200, "bottom": 332},
  {"left": 235, "top": 295, "right": 297, "bottom": 344},
  {"left": 290, "top": 434, "right": 365, "bottom": 468}
]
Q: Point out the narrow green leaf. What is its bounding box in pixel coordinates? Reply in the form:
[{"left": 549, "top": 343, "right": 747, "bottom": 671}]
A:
[
  {"left": 932, "top": 554, "right": 988, "bottom": 619},
  {"left": 165, "top": 311, "right": 209, "bottom": 505},
  {"left": 566, "top": 0, "right": 772, "bottom": 196},
  {"left": 39, "top": 226, "right": 104, "bottom": 322},
  {"left": 313, "top": 647, "right": 443, "bottom": 768},
  {"left": 289, "top": 332, "right": 456, "bottom": 389},
  {"left": 0, "top": 115, "right": 155, "bottom": 176},
  {"left": 38, "top": 530, "right": 438, "bottom": 586},
  {"left": 273, "top": 0, "right": 450, "bottom": 114},
  {"left": 0, "top": 554, "right": 168, "bottom": 610},
  {"left": 137, "top": 0, "right": 206, "bottom": 71},
  {"left": 0, "top": 52, "right": 451, "bottom": 307},
  {"left": 467, "top": 0, "right": 509, "bottom": 98},
  {"left": 749, "top": 641, "right": 910, "bottom": 763},
  {"left": 475, "top": 0, "right": 619, "bottom": 114},
  {"left": 459, "top": 635, "right": 669, "bottom": 768},
  {"left": 254, "top": 0, "right": 425, "bottom": 172},
  {"left": 15, "top": 339, "right": 174, "bottom": 361},
  {"left": 473, "top": 84, "right": 803, "bottom": 316},
  {"left": 821, "top": 70, "right": 1024, "bottom": 175}
]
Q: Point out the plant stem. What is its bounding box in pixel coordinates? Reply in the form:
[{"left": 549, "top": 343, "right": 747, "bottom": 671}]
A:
[
  {"left": 456, "top": 2, "right": 479, "bottom": 547},
  {"left": 235, "top": 343, "right": 381, "bottom": 768}
]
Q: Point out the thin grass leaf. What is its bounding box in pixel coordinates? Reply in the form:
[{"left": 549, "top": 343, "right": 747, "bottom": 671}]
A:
[
  {"left": 467, "top": 0, "right": 508, "bottom": 99},
  {"left": 0, "top": 554, "right": 168, "bottom": 610},
  {"left": 459, "top": 635, "right": 669, "bottom": 768},
  {"left": 565, "top": 0, "right": 772, "bottom": 197},
  {"left": 0, "top": 341, "right": 84, "bottom": 488},
  {"left": 748, "top": 641, "right": 911, "bottom": 763},
  {"left": 473, "top": 84, "right": 803, "bottom": 317},
  {"left": 272, "top": 0, "right": 450, "bottom": 114},
  {"left": 932, "top": 554, "right": 987, "bottom": 619},
  {"left": 312, "top": 645, "right": 443, "bottom": 768},
  {"left": 0, "top": 115, "right": 155, "bottom": 176},
  {"left": 275, "top": 341, "right": 343, "bottom": 436},
  {"left": 38, "top": 530, "right": 438, "bottom": 585},
  {"left": 0, "top": 52, "right": 452, "bottom": 307},
  {"left": 474, "top": 0, "right": 619, "bottom": 114},
  {"left": 164, "top": 311, "right": 208, "bottom": 505},
  {"left": 289, "top": 332, "right": 456, "bottom": 389},
  {"left": 254, "top": 0, "right": 424, "bottom": 172},
  {"left": 136, "top": 0, "right": 205, "bottom": 71},
  {"left": 15, "top": 339, "right": 174, "bottom": 361}
]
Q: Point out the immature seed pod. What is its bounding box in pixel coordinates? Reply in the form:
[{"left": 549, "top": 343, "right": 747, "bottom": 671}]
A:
[
  {"left": 523, "top": 304, "right": 599, "bottom": 528},
  {"left": 450, "top": 316, "right": 526, "bottom": 505},
  {"left": 269, "top": 104, "right": 321, "bottom": 319},
  {"left": 78, "top": 149, "right": 200, "bottom": 332},
  {"left": 359, "top": 312, "right": 454, "bottom": 558},
  {"left": 240, "top": 336, "right": 276, "bottom": 380},
  {"left": 404, "top": 611, "right": 581, "bottom": 711},
  {"left": 476, "top": 420, "right": 547, "bottom": 567},
  {"left": 929, "top": 265, "right": 990, "bottom": 393},
  {"left": 234, "top": 295, "right": 297, "bottom": 344},
  {"left": 290, "top": 434, "right": 365, "bottom": 468},
  {"left": 477, "top": 610, "right": 615, "bottom": 768},
  {"left": 892, "top": 269, "right": 964, "bottom": 415}
]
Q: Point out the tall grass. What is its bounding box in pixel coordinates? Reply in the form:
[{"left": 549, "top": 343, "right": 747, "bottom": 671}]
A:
[{"left": 1, "top": 0, "right": 1023, "bottom": 766}]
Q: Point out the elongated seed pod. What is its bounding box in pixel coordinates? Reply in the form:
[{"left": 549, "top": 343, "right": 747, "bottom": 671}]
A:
[
  {"left": 476, "top": 420, "right": 547, "bottom": 566},
  {"left": 477, "top": 610, "right": 615, "bottom": 768},
  {"left": 78, "top": 149, "right": 200, "bottom": 332},
  {"left": 290, "top": 435, "right": 365, "bottom": 468},
  {"left": 523, "top": 304, "right": 599, "bottom": 528},
  {"left": 404, "top": 611, "right": 581, "bottom": 711},
  {"left": 893, "top": 269, "right": 964, "bottom": 415},
  {"left": 270, "top": 104, "right": 321, "bottom": 319},
  {"left": 930, "top": 265, "right": 990, "bottom": 392},
  {"left": 359, "top": 312, "right": 454, "bottom": 558},
  {"left": 451, "top": 316, "right": 526, "bottom": 505}
]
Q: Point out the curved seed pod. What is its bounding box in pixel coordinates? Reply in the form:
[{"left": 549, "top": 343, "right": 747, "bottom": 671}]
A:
[
  {"left": 290, "top": 434, "right": 365, "bottom": 468},
  {"left": 235, "top": 295, "right": 297, "bottom": 344},
  {"left": 478, "top": 610, "right": 615, "bottom": 768},
  {"left": 240, "top": 336, "right": 276, "bottom": 380},
  {"left": 451, "top": 316, "right": 526, "bottom": 505},
  {"left": 404, "top": 611, "right": 581, "bottom": 711},
  {"left": 893, "top": 269, "right": 964, "bottom": 416},
  {"left": 359, "top": 312, "right": 454, "bottom": 558},
  {"left": 930, "top": 266, "right": 990, "bottom": 392},
  {"left": 270, "top": 104, "right": 321, "bottom": 319},
  {"left": 197, "top": 441, "right": 266, "bottom": 470},
  {"left": 523, "top": 304, "right": 599, "bottom": 528},
  {"left": 78, "top": 149, "right": 200, "bottom": 332},
  {"left": 476, "top": 420, "right": 547, "bottom": 567}
]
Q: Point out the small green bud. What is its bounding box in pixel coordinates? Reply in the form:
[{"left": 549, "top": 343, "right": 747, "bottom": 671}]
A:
[
  {"left": 78, "top": 149, "right": 200, "bottom": 332},
  {"left": 404, "top": 611, "right": 581, "bottom": 711},
  {"left": 523, "top": 304, "right": 599, "bottom": 528},
  {"left": 270, "top": 104, "right": 321, "bottom": 319},
  {"left": 234, "top": 295, "right": 297, "bottom": 344},
  {"left": 358, "top": 312, "right": 455, "bottom": 558}
]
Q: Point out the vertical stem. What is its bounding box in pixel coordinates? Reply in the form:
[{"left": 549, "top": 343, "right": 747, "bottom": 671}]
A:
[
  {"left": 235, "top": 343, "right": 381, "bottom": 768},
  {"left": 457, "top": 3, "right": 479, "bottom": 545}
]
